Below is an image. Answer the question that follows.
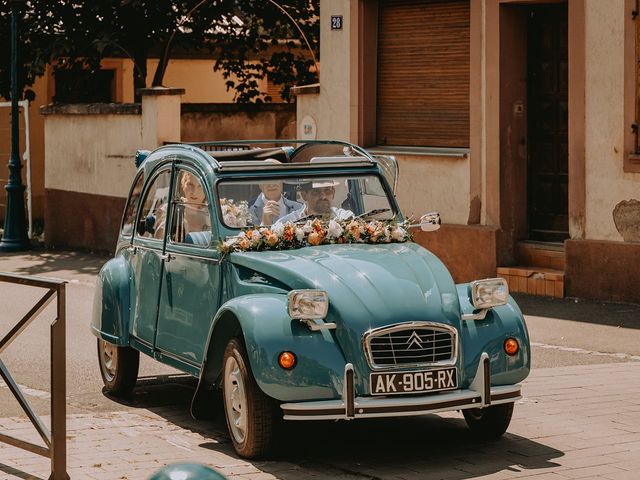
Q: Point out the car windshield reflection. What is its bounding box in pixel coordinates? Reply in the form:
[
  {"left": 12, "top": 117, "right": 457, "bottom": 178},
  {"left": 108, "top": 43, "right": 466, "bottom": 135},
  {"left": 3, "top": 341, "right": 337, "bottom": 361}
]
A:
[{"left": 217, "top": 174, "right": 395, "bottom": 228}]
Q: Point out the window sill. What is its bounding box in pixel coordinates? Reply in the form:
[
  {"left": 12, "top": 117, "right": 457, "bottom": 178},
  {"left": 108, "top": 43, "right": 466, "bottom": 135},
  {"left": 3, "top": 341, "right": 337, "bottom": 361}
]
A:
[
  {"left": 624, "top": 153, "right": 640, "bottom": 173},
  {"left": 367, "top": 145, "right": 469, "bottom": 159}
]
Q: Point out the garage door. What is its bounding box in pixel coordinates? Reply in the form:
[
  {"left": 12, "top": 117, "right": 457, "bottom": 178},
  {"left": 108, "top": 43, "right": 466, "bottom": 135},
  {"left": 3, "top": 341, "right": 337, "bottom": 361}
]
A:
[{"left": 377, "top": 0, "right": 470, "bottom": 148}]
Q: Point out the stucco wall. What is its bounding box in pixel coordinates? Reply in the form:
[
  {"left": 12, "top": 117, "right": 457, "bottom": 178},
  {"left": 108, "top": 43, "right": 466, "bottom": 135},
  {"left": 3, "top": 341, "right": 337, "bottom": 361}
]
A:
[
  {"left": 584, "top": 0, "right": 640, "bottom": 241},
  {"left": 395, "top": 155, "right": 470, "bottom": 225},
  {"left": 295, "top": 0, "right": 353, "bottom": 142},
  {"left": 102, "top": 58, "right": 272, "bottom": 104},
  {"left": 43, "top": 108, "right": 141, "bottom": 198},
  {"left": 181, "top": 104, "right": 296, "bottom": 142}
]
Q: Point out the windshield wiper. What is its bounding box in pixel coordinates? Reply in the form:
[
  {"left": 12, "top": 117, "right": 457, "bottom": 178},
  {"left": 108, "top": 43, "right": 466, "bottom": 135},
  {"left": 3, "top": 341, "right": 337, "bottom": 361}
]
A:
[
  {"left": 357, "top": 208, "right": 391, "bottom": 219},
  {"left": 293, "top": 213, "right": 323, "bottom": 224}
]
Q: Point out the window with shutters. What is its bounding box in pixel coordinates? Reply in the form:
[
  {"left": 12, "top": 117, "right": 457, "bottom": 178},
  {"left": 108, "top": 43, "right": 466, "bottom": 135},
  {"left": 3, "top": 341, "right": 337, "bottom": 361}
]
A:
[{"left": 376, "top": 0, "right": 470, "bottom": 148}]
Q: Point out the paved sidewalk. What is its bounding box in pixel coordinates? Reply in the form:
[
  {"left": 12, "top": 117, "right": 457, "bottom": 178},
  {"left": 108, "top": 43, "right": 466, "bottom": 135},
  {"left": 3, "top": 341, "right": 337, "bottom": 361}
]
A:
[{"left": 1, "top": 361, "right": 639, "bottom": 480}]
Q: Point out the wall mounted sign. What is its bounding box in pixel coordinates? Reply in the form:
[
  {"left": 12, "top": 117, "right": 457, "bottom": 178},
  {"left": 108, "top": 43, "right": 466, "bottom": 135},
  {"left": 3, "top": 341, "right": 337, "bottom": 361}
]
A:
[
  {"left": 331, "top": 15, "right": 343, "bottom": 30},
  {"left": 300, "top": 114, "right": 317, "bottom": 140}
]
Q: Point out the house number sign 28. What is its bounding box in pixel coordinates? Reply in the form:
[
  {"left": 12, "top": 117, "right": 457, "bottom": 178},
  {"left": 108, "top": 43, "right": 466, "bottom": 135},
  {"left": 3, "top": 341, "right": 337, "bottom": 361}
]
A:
[{"left": 331, "top": 15, "right": 343, "bottom": 30}]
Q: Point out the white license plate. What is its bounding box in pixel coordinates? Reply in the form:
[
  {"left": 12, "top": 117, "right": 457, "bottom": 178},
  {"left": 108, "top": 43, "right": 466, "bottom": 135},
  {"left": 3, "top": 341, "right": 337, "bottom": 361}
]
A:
[{"left": 370, "top": 367, "right": 457, "bottom": 396}]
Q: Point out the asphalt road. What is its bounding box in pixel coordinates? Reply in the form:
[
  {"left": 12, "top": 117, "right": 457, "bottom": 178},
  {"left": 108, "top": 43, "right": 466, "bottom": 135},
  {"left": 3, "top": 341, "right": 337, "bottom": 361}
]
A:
[{"left": 1, "top": 250, "right": 639, "bottom": 418}]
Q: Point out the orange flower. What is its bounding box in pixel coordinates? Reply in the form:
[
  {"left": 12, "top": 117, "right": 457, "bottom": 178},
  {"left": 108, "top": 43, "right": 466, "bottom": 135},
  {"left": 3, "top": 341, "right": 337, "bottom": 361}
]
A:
[
  {"left": 347, "top": 222, "right": 361, "bottom": 241},
  {"left": 283, "top": 225, "right": 295, "bottom": 241},
  {"left": 238, "top": 238, "right": 250, "bottom": 250},
  {"left": 266, "top": 234, "right": 278, "bottom": 246},
  {"left": 308, "top": 231, "right": 322, "bottom": 246}
]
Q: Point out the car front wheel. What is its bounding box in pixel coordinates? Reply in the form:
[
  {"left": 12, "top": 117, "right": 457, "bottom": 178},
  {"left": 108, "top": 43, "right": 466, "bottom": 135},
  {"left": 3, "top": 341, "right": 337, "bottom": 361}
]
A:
[
  {"left": 463, "top": 402, "right": 514, "bottom": 439},
  {"left": 222, "top": 337, "right": 278, "bottom": 458},
  {"left": 97, "top": 338, "right": 140, "bottom": 397}
]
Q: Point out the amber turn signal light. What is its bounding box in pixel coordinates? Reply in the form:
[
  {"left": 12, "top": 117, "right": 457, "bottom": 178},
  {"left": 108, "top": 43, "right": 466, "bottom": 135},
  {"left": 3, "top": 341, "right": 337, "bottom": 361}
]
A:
[
  {"left": 504, "top": 338, "right": 519, "bottom": 356},
  {"left": 278, "top": 351, "right": 297, "bottom": 369}
]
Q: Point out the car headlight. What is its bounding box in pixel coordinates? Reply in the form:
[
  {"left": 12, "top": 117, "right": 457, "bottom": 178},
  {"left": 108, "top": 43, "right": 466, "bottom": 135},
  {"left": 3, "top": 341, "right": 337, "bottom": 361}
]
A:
[
  {"left": 470, "top": 278, "right": 509, "bottom": 309},
  {"left": 288, "top": 289, "right": 329, "bottom": 319}
]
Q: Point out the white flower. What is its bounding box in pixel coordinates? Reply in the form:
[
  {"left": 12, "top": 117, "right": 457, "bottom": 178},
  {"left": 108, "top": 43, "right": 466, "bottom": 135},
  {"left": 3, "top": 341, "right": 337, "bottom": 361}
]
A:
[
  {"left": 302, "top": 220, "right": 314, "bottom": 233},
  {"left": 295, "top": 227, "right": 305, "bottom": 242},
  {"left": 224, "top": 213, "right": 236, "bottom": 226},
  {"left": 391, "top": 226, "right": 407, "bottom": 241},
  {"left": 383, "top": 226, "right": 391, "bottom": 242},
  {"left": 327, "top": 219, "right": 344, "bottom": 239},
  {"left": 272, "top": 222, "right": 285, "bottom": 236},
  {"left": 248, "top": 229, "right": 261, "bottom": 245}
]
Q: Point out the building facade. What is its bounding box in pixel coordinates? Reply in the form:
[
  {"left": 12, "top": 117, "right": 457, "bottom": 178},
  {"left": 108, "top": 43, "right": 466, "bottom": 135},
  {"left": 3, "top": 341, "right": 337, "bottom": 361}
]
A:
[{"left": 296, "top": 0, "right": 640, "bottom": 303}]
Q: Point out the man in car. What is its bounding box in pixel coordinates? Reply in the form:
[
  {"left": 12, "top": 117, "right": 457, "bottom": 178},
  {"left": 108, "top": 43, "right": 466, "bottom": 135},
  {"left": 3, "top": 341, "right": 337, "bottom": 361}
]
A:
[
  {"left": 278, "top": 180, "right": 354, "bottom": 223},
  {"left": 249, "top": 180, "right": 302, "bottom": 225}
]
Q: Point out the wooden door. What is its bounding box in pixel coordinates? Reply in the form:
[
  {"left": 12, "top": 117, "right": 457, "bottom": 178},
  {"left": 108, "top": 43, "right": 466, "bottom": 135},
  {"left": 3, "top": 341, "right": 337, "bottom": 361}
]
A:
[{"left": 527, "top": 4, "right": 569, "bottom": 242}]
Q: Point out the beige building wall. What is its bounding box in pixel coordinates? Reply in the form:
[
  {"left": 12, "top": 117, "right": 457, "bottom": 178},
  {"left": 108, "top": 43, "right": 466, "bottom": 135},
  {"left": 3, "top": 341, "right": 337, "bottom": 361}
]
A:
[
  {"left": 584, "top": 0, "right": 640, "bottom": 241},
  {"left": 297, "top": 0, "right": 353, "bottom": 143},
  {"left": 104, "top": 57, "right": 270, "bottom": 104},
  {"left": 392, "top": 155, "right": 470, "bottom": 223},
  {"left": 44, "top": 112, "right": 141, "bottom": 198}
]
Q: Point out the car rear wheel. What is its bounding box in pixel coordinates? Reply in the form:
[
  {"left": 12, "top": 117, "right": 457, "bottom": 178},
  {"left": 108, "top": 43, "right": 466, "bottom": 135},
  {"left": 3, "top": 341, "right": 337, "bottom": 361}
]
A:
[
  {"left": 463, "top": 402, "right": 514, "bottom": 439},
  {"left": 222, "top": 337, "right": 278, "bottom": 458},
  {"left": 97, "top": 338, "right": 140, "bottom": 396}
]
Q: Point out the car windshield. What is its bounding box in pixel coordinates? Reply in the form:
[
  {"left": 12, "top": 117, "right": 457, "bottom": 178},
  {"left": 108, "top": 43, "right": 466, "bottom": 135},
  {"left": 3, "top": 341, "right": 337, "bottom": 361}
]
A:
[{"left": 217, "top": 174, "right": 396, "bottom": 228}]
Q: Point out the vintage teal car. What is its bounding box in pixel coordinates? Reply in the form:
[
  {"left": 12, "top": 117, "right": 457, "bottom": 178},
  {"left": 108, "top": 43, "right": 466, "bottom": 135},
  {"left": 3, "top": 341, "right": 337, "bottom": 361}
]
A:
[{"left": 92, "top": 140, "right": 530, "bottom": 458}]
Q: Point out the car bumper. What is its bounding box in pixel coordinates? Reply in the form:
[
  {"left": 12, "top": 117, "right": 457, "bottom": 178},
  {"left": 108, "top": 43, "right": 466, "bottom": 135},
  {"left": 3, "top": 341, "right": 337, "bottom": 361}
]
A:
[{"left": 280, "top": 352, "right": 522, "bottom": 420}]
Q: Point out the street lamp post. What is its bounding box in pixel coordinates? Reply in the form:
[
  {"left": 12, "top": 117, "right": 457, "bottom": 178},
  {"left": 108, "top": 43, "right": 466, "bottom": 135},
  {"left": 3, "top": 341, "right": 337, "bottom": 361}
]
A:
[{"left": 0, "top": 0, "right": 30, "bottom": 251}]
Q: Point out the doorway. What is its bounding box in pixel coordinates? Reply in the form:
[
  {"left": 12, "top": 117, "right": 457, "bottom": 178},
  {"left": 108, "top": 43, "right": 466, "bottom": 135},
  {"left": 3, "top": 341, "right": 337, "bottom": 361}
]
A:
[{"left": 527, "top": 3, "right": 569, "bottom": 242}]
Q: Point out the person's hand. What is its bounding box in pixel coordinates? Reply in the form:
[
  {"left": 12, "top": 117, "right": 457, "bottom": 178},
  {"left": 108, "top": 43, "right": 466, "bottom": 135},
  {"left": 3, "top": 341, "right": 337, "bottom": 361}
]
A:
[{"left": 261, "top": 200, "right": 281, "bottom": 225}]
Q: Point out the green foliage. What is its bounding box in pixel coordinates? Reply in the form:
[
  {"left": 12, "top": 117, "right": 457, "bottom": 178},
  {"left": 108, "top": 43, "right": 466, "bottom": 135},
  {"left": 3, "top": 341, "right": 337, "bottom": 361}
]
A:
[{"left": 0, "top": 0, "right": 319, "bottom": 103}]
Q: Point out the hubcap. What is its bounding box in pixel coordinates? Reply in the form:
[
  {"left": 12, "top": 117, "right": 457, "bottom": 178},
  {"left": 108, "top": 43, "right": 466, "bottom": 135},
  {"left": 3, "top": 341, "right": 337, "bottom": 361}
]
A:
[
  {"left": 224, "top": 355, "right": 247, "bottom": 444},
  {"left": 99, "top": 340, "right": 117, "bottom": 382}
]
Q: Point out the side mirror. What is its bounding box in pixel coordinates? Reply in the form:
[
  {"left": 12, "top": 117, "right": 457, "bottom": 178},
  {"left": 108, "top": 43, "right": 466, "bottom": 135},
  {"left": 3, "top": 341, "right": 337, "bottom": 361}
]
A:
[{"left": 420, "top": 212, "right": 441, "bottom": 232}]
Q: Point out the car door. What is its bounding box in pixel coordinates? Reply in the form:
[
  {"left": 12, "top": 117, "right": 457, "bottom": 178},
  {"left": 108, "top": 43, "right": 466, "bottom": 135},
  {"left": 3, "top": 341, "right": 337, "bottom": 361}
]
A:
[
  {"left": 129, "top": 165, "right": 173, "bottom": 350},
  {"left": 155, "top": 166, "right": 222, "bottom": 368}
]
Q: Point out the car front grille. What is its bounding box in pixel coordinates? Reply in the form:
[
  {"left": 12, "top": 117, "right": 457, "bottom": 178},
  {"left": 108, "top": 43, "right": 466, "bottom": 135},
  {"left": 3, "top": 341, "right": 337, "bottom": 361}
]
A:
[{"left": 364, "top": 323, "right": 457, "bottom": 369}]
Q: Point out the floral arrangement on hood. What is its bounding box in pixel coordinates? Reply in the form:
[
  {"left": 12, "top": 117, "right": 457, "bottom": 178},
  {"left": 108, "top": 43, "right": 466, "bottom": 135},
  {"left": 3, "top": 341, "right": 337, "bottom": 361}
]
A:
[
  {"left": 220, "top": 198, "right": 251, "bottom": 228},
  {"left": 220, "top": 218, "right": 410, "bottom": 254}
]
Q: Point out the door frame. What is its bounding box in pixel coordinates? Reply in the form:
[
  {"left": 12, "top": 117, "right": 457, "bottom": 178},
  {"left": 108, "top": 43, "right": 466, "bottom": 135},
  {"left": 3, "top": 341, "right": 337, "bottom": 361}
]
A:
[{"left": 487, "top": 0, "right": 585, "bottom": 264}]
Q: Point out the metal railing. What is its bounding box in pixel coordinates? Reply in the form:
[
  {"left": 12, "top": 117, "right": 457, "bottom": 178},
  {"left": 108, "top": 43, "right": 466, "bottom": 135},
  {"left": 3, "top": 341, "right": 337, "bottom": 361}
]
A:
[{"left": 0, "top": 272, "right": 69, "bottom": 480}]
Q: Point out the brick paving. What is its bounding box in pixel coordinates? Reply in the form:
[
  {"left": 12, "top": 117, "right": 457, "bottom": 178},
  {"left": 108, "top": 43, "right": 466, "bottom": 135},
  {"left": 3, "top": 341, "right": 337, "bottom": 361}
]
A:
[{"left": 0, "top": 362, "right": 639, "bottom": 479}]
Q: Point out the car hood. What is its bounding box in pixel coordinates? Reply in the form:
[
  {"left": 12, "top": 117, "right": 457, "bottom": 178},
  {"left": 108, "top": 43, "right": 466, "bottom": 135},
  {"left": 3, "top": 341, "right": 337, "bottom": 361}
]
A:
[{"left": 229, "top": 243, "right": 463, "bottom": 366}]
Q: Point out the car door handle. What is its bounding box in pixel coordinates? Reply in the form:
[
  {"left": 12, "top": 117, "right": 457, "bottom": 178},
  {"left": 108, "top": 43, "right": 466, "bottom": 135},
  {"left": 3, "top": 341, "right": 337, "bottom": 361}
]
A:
[
  {"left": 160, "top": 253, "right": 172, "bottom": 263},
  {"left": 127, "top": 245, "right": 137, "bottom": 254}
]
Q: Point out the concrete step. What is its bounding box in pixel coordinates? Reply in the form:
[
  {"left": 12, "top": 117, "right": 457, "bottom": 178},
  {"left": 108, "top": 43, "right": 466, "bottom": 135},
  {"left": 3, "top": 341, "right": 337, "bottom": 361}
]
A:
[
  {"left": 497, "top": 266, "right": 564, "bottom": 298},
  {"left": 515, "top": 241, "right": 565, "bottom": 270}
]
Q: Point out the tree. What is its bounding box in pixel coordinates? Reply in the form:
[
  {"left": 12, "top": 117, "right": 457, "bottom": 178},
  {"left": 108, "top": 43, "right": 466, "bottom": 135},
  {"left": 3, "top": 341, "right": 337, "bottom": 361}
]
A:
[{"left": 0, "top": 0, "right": 319, "bottom": 103}]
